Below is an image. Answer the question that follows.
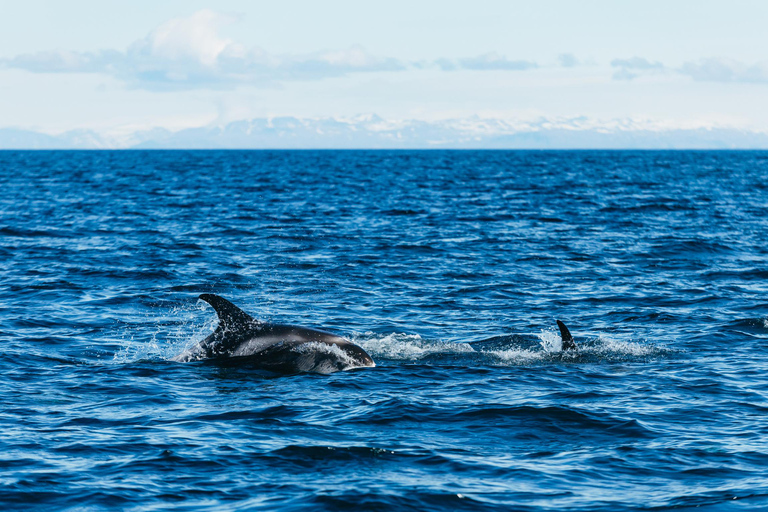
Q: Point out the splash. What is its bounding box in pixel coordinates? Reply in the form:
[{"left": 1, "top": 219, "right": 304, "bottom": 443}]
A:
[
  {"left": 112, "top": 301, "right": 214, "bottom": 364},
  {"left": 538, "top": 329, "right": 563, "bottom": 353},
  {"left": 587, "top": 335, "right": 670, "bottom": 358},
  {"left": 353, "top": 332, "right": 476, "bottom": 361},
  {"left": 484, "top": 347, "right": 549, "bottom": 364}
]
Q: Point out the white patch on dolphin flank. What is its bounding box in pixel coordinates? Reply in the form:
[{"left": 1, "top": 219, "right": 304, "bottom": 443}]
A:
[
  {"left": 289, "top": 342, "right": 373, "bottom": 373},
  {"left": 229, "top": 335, "right": 287, "bottom": 358},
  {"left": 292, "top": 341, "right": 346, "bottom": 356}
]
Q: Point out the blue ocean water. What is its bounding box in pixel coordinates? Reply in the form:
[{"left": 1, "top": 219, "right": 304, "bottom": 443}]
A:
[{"left": 2, "top": 150, "right": 768, "bottom": 510}]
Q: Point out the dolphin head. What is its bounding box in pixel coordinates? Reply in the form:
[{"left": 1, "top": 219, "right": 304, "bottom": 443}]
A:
[{"left": 339, "top": 342, "right": 376, "bottom": 368}]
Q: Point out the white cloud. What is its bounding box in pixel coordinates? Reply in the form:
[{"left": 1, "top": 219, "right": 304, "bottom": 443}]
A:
[
  {"left": 679, "top": 58, "right": 768, "bottom": 83},
  {"left": 6, "top": 50, "right": 117, "bottom": 73},
  {"left": 558, "top": 53, "right": 579, "bottom": 67},
  {"left": 434, "top": 52, "right": 537, "bottom": 72},
  {"left": 133, "top": 9, "right": 238, "bottom": 67},
  {"left": 268, "top": 46, "right": 405, "bottom": 81},
  {"left": 610, "top": 56, "right": 665, "bottom": 80},
  {"left": 457, "top": 52, "right": 537, "bottom": 71},
  {"left": 610, "top": 57, "right": 664, "bottom": 70},
  {"left": 609, "top": 56, "right": 768, "bottom": 84},
  {"left": 1, "top": 10, "right": 405, "bottom": 89},
  {"left": 434, "top": 58, "right": 458, "bottom": 71},
  {"left": 0, "top": 10, "right": 553, "bottom": 90}
]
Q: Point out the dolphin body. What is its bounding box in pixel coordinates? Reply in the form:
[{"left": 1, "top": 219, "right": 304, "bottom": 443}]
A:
[
  {"left": 468, "top": 319, "right": 578, "bottom": 352},
  {"left": 173, "top": 294, "right": 375, "bottom": 374}
]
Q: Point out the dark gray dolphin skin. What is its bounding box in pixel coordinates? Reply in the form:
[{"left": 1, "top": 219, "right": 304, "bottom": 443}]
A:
[
  {"left": 557, "top": 320, "right": 577, "bottom": 351},
  {"left": 469, "top": 319, "right": 578, "bottom": 352},
  {"left": 173, "top": 294, "right": 375, "bottom": 374}
]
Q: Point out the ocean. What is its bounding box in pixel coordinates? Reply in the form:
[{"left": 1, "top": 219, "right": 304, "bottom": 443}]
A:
[{"left": 2, "top": 150, "right": 768, "bottom": 510}]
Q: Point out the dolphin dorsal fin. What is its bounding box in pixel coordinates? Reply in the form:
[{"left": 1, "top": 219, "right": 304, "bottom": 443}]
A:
[
  {"left": 556, "top": 320, "right": 577, "bottom": 351},
  {"left": 199, "top": 294, "right": 256, "bottom": 332}
]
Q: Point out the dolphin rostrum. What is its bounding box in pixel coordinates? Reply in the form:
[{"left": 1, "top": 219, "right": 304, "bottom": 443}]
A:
[{"left": 173, "top": 294, "right": 375, "bottom": 374}]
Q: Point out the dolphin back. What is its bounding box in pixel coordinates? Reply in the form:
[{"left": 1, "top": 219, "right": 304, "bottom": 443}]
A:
[{"left": 172, "top": 294, "right": 261, "bottom": 361}]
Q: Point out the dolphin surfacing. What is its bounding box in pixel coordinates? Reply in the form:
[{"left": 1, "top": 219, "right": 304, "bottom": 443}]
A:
[{"left": 173, "top": 294, "right": 375, "bottom": 374}]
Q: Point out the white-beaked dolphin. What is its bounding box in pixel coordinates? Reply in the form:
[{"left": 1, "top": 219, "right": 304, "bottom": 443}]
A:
[{"left": 173, "top": 294, "right": 375, "bottom": 374}]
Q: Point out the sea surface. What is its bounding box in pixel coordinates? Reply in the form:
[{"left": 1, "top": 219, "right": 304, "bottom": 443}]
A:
[{"left": 1, "top": 150, "right": 768, "bottom": 511}]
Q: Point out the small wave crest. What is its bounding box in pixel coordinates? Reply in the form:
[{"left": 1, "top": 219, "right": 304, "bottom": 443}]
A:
[{"left": 725, "top": 317, "right": 768, "bottom": 335}]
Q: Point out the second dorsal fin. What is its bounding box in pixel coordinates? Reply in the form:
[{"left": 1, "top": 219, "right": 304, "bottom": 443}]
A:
[
  {"left": 199, "top": 294, "right": 256, "bottom": 332},
  {"left": 556, "top": 320, "right": 577, "bottom": 351}
]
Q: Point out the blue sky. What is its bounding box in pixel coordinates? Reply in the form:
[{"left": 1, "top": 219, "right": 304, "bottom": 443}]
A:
[{"left": 2, "top": 0, "right": 768, "bottom": 135}]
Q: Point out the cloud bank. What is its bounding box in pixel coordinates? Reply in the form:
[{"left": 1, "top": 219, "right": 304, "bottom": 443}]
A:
[
  {"left": 2, "top": 10, "right": 539, "bottom": 90},
  {"left": 609, "top": 55, "right": 768, "bottom": 83},
  {"left": 3, "top": 10, "right": 405, "bottom": 89},
  {"left": 5, "top": 10, "right": 767, "bottom": 91},
  {"left": 610, "top": 57, "right": 665, "bottom": 80},
  {"left": 678, "top": 58, "right": 768, "bottom": 83}
]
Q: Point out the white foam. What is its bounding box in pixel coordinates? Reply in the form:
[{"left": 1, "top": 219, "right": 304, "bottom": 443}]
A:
[
  {"left": 485, "top": 347, "right": 548, "bottom": 363},
  {"left": 537, "top": 329, "right": 563, "bottom": 353},
  {"left": 587, "top": 335, "right": 665, "bottom": 357},
  {"left": 353, "top": 332, "right": 475, "bottom": 360}
]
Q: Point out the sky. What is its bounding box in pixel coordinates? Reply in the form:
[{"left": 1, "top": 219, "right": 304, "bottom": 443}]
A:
[{"left": 2, "top": 0, "right": 768, "bottom": 136}]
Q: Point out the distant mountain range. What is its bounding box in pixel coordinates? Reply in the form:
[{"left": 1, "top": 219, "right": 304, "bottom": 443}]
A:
[{"left": 3, "top": 116, "right": 768, "bottom": 149}]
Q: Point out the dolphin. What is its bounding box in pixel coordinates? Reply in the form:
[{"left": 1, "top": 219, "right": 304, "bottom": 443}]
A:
[
  {"left": 468, "top": 319, "right": 578, "bottom": 352},
  {"left": 173, "top": 294, "right": 375, "bottom": 374},
  {"left": 557, "top": 320, "right": 577, "bottom": 351}
]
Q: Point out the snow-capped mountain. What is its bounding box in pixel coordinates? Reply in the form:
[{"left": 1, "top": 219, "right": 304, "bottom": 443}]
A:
[{"left": 2, "top": 116, "right": 768, "bottom": 149}]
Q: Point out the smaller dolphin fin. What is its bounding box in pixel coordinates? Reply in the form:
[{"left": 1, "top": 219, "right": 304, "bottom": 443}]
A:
[
  {"left": 556, "top": 320, "right": 577, "bottom": 351},
  {"left": 199, "top": 294, "right": 256, "bottom": 332}
]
